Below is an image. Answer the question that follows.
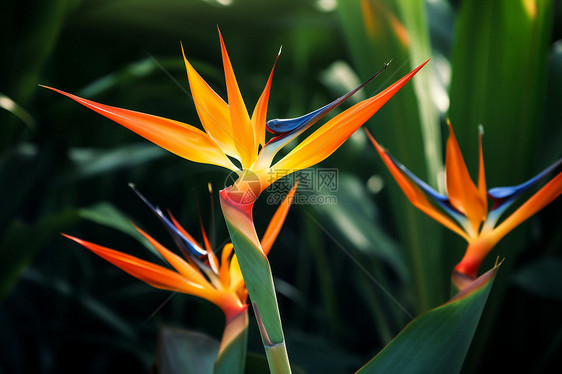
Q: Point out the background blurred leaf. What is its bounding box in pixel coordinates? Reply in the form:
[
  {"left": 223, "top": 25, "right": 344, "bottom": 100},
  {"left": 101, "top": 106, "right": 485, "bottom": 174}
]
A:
[
  {"left": 396, "top": 0, "right": 443, "bottom": 185},
  {"left": 449, "top": 0, "right": 553, "bottom": 184},
  {"left": 309, "top": 173, "right": 406, "bottom": 279},
  {"left": 66, "top": 144, "right": 168, "bottom": 181},
  {"left": 0, "top": 145, "right": 50, "bottom": 233},
  {"left": 154, "top": 327, "right": 219, "bottom": 374},
  {"left": 286, "top": 330, "right": 361, "bottom": 374},
  {"left": 0, "top": 209, "right": 78, "bottom": 300},
  {"left": 337, "top": 0, "right": 445, "bottom": 313},
  {"left": 78, "top": 202, "right": 165, "bottom": 261},
  {"left": 0, "top": 0, "right": 72, "bottom": 148},
  {"left": 0, "top": 93, "right": 36, "bottom": 130}
]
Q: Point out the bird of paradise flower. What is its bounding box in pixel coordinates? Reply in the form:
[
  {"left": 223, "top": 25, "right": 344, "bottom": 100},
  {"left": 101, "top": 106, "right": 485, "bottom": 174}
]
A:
[
  {"left": 65, "top": 182, "right": 297, "bottom": 373},
  {"left": 366, "top": 122, "right": 561, "bottom": 291},
  {"left": 45, "top": 30, "right": 427, "bottom": 373}
]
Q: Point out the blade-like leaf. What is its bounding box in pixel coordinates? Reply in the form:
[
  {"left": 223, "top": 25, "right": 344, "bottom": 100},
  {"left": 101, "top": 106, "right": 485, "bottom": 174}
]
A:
[{"left": 356, "top": 266, "right": 498, "bottom": 374}]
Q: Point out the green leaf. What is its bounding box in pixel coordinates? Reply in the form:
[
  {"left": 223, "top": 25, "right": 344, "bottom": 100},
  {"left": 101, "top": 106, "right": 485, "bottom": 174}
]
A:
[
  {"left": 78, "top": 202, "right": 165, "bottom": 261},
  {"left": 0, "top": 209, "right": 79, "bottom": 300},
  {"left": 448, "top": 0, "right": 553, "bottom": 185},
  {"left": 155, "top": 327, "right": 220, "bottom": 374},
  {"left": 337, "top": 0, "right": 445, "bottom": 312},
  {"left": 0, "top": 93, "right": 36, "bottom": 129},
  {"left": 356, "top": 266, "right": 498, "bottom": 374},
  {"left": 0, "top": 144, "right": 49, "bottom": 234},
  {"left": 0, "top": 0, "right": 70, "bottom": 147},
  {"left": 66, "top": 143, "right": 167, "bottom": 181},
  {"left": 395, "top": 0, "right": 443, "bottom": 184}
]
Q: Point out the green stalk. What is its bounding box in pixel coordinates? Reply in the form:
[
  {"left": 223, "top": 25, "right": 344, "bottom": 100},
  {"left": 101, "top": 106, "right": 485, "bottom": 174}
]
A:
[
  {"left": 219, "top": 190, "right": 292, "bottom": 374},
  {"left": 263, "top": 344, "right": 291, "bottom": 374}
]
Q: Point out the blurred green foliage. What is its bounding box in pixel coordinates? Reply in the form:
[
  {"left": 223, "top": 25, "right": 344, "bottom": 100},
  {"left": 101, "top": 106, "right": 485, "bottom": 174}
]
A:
[{"left": 0, "top": 0, "right": 560, "bottom": 373}]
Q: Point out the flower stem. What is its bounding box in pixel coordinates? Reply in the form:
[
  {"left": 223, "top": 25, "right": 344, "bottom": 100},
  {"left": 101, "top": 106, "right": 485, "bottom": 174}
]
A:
[
  {"left": 220, "top": 190, "right": 292, "bottom": 374},
  {"left": 265, "top": 343, "right": 292, "bottom": 374}
]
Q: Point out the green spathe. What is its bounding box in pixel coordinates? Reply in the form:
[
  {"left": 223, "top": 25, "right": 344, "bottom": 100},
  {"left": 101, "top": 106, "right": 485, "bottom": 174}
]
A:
[{"left": 214, "top": 310, "right": 249, "bottom": 374}]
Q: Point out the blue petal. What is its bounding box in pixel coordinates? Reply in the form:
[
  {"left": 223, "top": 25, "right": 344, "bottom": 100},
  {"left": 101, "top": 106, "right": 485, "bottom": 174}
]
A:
[
  {"left": 129, "top": 184, "right": 207, "bottom": 257},
  {"left": 482, "top": 158, "right": 561, "bottom": 230},
  {"left": 488, "top": 158, "right": 561, "bottom": 204},
  {"left": 387, "top": 154, "right": 469, "bottom": 225},
  {"left": 266, "top": 61, "right": 391, "bottom": 141}
]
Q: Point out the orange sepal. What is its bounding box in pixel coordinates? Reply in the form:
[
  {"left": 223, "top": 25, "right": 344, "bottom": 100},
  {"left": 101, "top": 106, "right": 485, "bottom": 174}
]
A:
[
  {"left": 455, "top": 171, "right": 562, "bottom": 279},
  {"left": 261, "top": 181, "right": 298, "bottom": 255},
  {"left": 477, "top": 126, "right": 488, "bottom": 213},
  {"left": 218, "top": 29, "right": 256, "bottom": 169},
  {"left": 366, "top": 129, "right": 470, "bottom": 241},
  {"left": 41, "top": 86, "right": 237, "bottom": 171},
  {"left": 63, "top": 234, "right": 207, "bottom": 294},
  {"left": 252, "top": 50, "right": 279, "bottom": 147},
  {"left": 445, "top": 122, "right": 486, "bottom": 234},
  {"left": 181, "top": 43, "right": 239, "bottom": 160},
  {"left": 132, "top": 225, "right": 213, "bottom": 290},
  {"left": 271, "top": 60, "right": 429, "bottom": 174},
  {"left": 219, "top": 243, "right": 235, "bottom": 288}
]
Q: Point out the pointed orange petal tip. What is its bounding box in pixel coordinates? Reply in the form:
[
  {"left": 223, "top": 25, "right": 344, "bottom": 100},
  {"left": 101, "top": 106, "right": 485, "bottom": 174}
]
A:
[
  {"left": 364, "top": 128, "right": 385, "bottom": 154},
  {"left": 47, "top": 85, "right": 240, "bottom": 170},
  {"left": 217, "top": 28, "right": 256, "bottom": 169},
  {"left": 62, "top": 233, "right": 85, "bottom": 245},
  {"left": 445, "top": 119, "right": 486, "bottom": 232},
  {"left": 252, "top": 47, "right": 280, "bottom": 147},
  {"left": 260, "top": 181, "right": 298, "bottom": 255}
]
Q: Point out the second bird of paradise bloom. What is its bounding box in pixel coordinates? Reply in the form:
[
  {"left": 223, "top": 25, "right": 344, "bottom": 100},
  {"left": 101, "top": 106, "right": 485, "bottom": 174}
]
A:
[
  {"left": 65, "top": 182, "right": 298, "bottom": 374},
  {"left": 366, "top": 122, "right": 561, "bottom": 291},
  {"left": 45, "top": 30, "right": 427, "bottom": 373}
]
